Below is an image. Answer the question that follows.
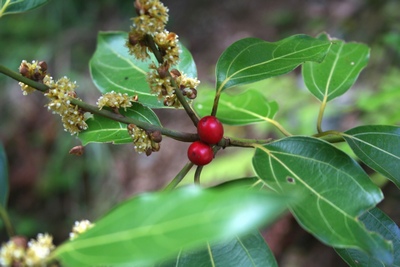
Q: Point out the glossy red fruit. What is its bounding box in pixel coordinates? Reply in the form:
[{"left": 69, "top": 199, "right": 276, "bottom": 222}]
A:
[
  {"left": 187, "top": 141, "right": 213, "bottom": 166},
  {"left": 197, "top": 116, "right": 224, "bottom": 145}
]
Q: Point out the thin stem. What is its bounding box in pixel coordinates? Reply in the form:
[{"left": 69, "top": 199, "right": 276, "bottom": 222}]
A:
[
  {"left": 172, "top": 80, "right": 199, "bottom": 126},
  {"left": 145, "top": 34, "right": 163, "bottom": 64},
  {"left": 264, "top": 117, "right": 292, "bottom": 136},
  {"left": 313, "top": 129, "right": 344, "bottom": 143},
  {"left": 71, "top": 99, "right": 198, "bottom": 142},
  {"left": 194, "top": 166, "right": 203, "bottom": 185},
  {"left": 163, "top": 161, "right": 194, "bottom": 191},
  {"left": 0, "top": 64, "right": 198, "bottom": 142},
  {"left": 317, "top": 96, "right": 328, "bottom": 133},
  {"left": 223, "top": 136, "right": 273, "bottom": 148},
  {"left": 211, "top": 91, "right": 221, "bottom": 117},
  {"left": 145, "top": 35, "right": 199, "bottom": 126},
  {"left": 319, "top": 135, "right": 345, "bottom": 143},
  {"left": 0, "top": 64, "right": 48, "bottom": 92},
  {"left": 0, "top": 205, "right": 15, "bottom": 237}
]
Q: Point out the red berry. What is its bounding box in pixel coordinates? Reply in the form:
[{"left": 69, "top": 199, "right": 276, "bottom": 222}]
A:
[
  {"left": 187, "top": 141, "right": 213, "bottom": 166},
  {"left": 197, "top": 116, "right": 224, "bottom": 145}
]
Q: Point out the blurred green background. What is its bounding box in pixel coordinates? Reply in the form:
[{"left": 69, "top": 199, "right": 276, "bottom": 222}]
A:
[{"left": 1, "top": 1, "right": 400, "bottom": 266}]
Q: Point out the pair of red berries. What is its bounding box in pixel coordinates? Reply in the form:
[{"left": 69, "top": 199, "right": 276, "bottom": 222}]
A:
[{"left": 187, "top": 116, "right": 224, "bottom": 166}]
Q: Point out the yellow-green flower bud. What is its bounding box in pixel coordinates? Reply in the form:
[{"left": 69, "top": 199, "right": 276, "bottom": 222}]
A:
[{"left": 96, "top": 91, "right": 138, "bottom": 111}]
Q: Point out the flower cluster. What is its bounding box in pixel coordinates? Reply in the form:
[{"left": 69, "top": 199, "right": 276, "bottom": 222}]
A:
[
  {"left": 18, "top": 60, "right": 47, "bottom": 95},
  {"left": 127, "top": 124, "right": 161, "bottom": 155},
  {"left": 0, "top": 234, "right": 55, "bottom": 267},
  {"left": 18, "top": 60, "right": 88, "bottom": 135},
  {"left": 69, "top": 220, "right": 95, "bottom": 240},
  {"left": 126, "top": 0, "right": 200, "bottom": 109},
  {"left": 147, "top": 66, "right": 200, "bottom": 107},
  {"left": 44, "top": 75, "right": 88, "bottom": 135},
  {"left": 96, "top": 91, "right": 138, "bottom": 111},
  {"left": 153, "top": 30, "right": 180, "bottom": 66},
  {"left": 126, "top": 0, "right": 174, "bottom": 61}
]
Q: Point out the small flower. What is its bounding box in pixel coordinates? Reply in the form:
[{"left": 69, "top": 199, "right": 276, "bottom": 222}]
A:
[
  {"left": 146, "top": 63, "right": 175, "bottom": 99},
  {"left": 69, "top": 220, "right": 95, "bottom": 240},
  {"left": 153, "top": 30, "right": 180, "bottom": 66},
  {"left": 175, "top": 73, "right": 200, "bottom": 91},
  {"left": 127, "top": 124, "right": 160, "bottom": 155},
  {"left": 25, "top": 233, "right": 55, "bottom": 267},
  {"left": 18, "top": 60, "right": 48, "bottom": 95},
  {"left": 96, "top": 91, "right": 138, "bottom": 111},
  {"left": 134, "top": 0, "right": 169, "bottom": 25},
  {"left": 0, "top": 239, "right": 25, "bottom": 267},
  {"left": 163, "top": 94, "right": 181, "bottom": 108}
]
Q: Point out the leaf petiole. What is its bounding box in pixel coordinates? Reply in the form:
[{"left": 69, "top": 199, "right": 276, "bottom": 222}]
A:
[
  {"left": 317, "top": 95, "right": 328, "bottom": 133},
  {"left": 163, "top": 161, "right": 194, "bottom": 191},
  {"left": 0, "top": 204, "right": 14, "bottom": 237}
]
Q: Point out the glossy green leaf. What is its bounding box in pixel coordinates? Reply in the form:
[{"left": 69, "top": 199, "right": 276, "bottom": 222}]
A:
[
  {"left": 54, "top": 185, "right": 288, "bottom": 267},
  {"left": 89, "top": 31, "right": 197, "bottom": 108},
  {"left": 0, "top": 0, "right": 48, "bottom": 17},
  {"left": 342, "top": 125, "right": 400, "bottom": 188},
  {"left": 0, "top": 143, "right": 8, "bottom": 207},
  {"left": 336, "top": 208, "right": 400, "bottom": 267},
  {"left": 252, "top": 136, "right": 393, "bottom": 264},
  {"left": 194, "top": 89, "right": 278, "bottom": 125},
  {"left": 157, "top": 231, "right": 277, "bottom": 267},
  {"left": 78, "top": 102, "right": 161, "bottom": 145},
  {"left": 302, "top": 33, "right": 370, "bottom": 102},
  {"left": 215, "top": 35, "right": 331, "bottom": 93}
]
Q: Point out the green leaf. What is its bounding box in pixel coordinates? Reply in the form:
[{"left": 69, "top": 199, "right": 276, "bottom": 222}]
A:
[
  {"left": 302, "top": 33, "right": 370, "bottom": 102},
  {"left": 89, "top": 31, "right": 197, "bottom": 108},
  {"left": 157, "top": 231, "right": 277, "bottom": 267},
  {"left": 0, "top": 0, "right": 48, "bottom": 17},
  {"left": 0, "top": 143, "right": 8, "bottom": 207},
  {"left": 54, "top": 185, "right": 288, "bottom": 267},
  {"left": 193, "top": 89, "right": 278, "bottom": 125},
  {"left": 252, "top": 136, "right": 393, "bottom": 264},
  {"left": 336, "top": 207, "right": 399, "bottom": 267},
  {"left": 342, "top": 125, "right": 400, "bottom": 188},
  {"left": 215, "top": 34, "right": 331, "bottom": 93},
  {"left": 78, "top": 102, "right": 161, "bottom": 145}
]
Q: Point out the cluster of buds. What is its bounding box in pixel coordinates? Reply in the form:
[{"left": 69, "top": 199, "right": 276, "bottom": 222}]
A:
[
  {"left": 147, "top": 66, "right": 200, "bottom": 107},
  {"left": 127, "top": 124, "right": 161, "bottom": 156},
  {"left": 18, "top": 60, "right": 88, "bottom": 135},
  {"left": 96, "top": 91, "right": 138, "bottom": 111},
  {"left": 0, "top": 234, "right": 55, "bottom": 267},
  {"left": 69, "top": 220, "right": 95, "bottom": 240},
  {"left": 127, "top": 0, "right": 174, "bottom": 63},
  {"left": 44, "top": 75, "right": 87, "bottom": 135},
  {"left": 126, "top": 0, "right": 199, "bottom": 108},
  {"left": 18, "top": 60, "right": 47, "bottom": 95}
]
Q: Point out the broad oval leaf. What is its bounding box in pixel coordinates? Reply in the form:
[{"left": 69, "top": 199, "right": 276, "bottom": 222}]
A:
[
  {"left": 252, "top": 136, "right": 393, "bottom": 264},
  {"left": 0, "top": 143, "right": 8, "bottom": 207},
  {"left": 0, "top": 0, "right": 48, "bottom": 17},
  {"left": 157, "top": 231, "right": 277, "bottom": 267},
  {"left": 194, "top": 89, "right": 278, "bottom": 125},
  {"left": 89, "top": 31, "right": 197, "bottom": 108},
  {"left": 336, "top": 208, "right": 400, "bottom": 267},
  {"left": 215, "top": 35, "right": 331, "bottom": 93},
  {"left": 302, "top": 33, "right": 370, "bottom": 102},
  {"left": 78, "top": 102, "right": 161, "bottom": 145},
  {"left": 54, "top": 185, "right": 288, "bottom": 267},
  {"left": 342, "top": 125, "right": 400, "bottom": 188}
]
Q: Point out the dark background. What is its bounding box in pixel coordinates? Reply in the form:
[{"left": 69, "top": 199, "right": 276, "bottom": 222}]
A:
[{"left": 1, "top": 1, "right": 400, "bottom": 266}]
